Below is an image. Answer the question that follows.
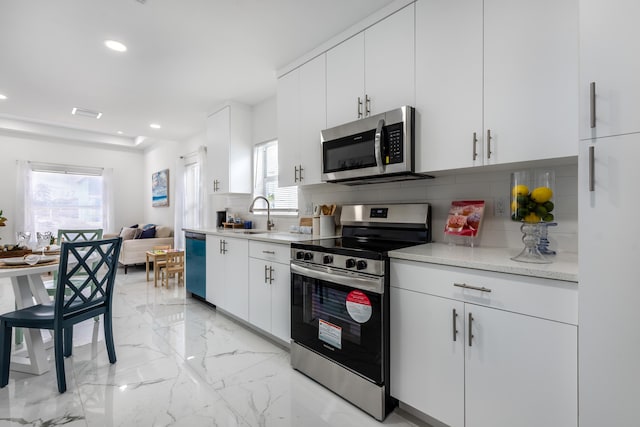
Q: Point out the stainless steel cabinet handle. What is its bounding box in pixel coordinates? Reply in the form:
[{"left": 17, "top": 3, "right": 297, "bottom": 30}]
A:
[
  {"left": 294, "top": 166, "right": 299, "bottom": 183},
  {"left": 589, "top": 145, "right": 595, "bottom": 192},
  {"left": 222, "top": 240, "right": 227, "bottom": 254},
  {"left": 468, "top": 313, "right": 474, "bottom": 347},
  {"left": 454, "top": 282, "right": 492, "bottom": 293},
  {"left": 365, "top": 94, "right": 371, "bottom": 117},
  {"left": 262, "top": 250, "right": 275, "bottom": 255},
  {"left": 219, "top": 239, "right": 223, "bottom": 254},
  {"left": 486, "top": 129, "right": 492, "bottom": 159},
  {"left": 357, "top": 97, "right": 363, "bottom": 118},
  {"left": 472, "top": 132, "right": 478, "bottom": 161},
  {"left": 590, "top": 82, "right": 596, "bottom": 129},
  {"left": 269, "top": 266, "right": 275, "bottom": 284},
  {"left": 453, "top": 308, "right": 459, "bottom": 342},
  {"left": 299, "top": 164, "right": 304, "bottom": 182},
  {"left": 264, "top": 265, "right": 269, "bottom": 284}
]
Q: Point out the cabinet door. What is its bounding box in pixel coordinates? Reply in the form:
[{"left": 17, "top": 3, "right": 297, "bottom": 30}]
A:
[
  {"left": 580, "top": 0, "right": 640, "bottom": 139},
  {"left": 277, "top": 68, "right": 301, "bottom": 188},
  {"left": 222, "top": 237, "right": 249, "bottom": 321},
  {"left": 206, "top": 107, "right": 230, "bottom": 193},
  {"left": 465, "top": 304, "right": 577, "bottom": 427},
  {"left": 205, "top": 236, "right": 224, "bottom": 307},
  {"left": 390, "top": 287, "right": 465, "bottom": 427},
  {"left": 269, "top": 261, "right": 291, "bottom": 343},
  {"left": 326, "top": 33, "right": 365, "bottom": 128},
  {"left": 298, "top": 54, "right": 326, "bottom": 185},
  {"left": 415, "top": 0, "right": 483, "bottom": 173},
  {"left": 578, "top": 134, "right": 640, "bottom": 426},
  {"left": 483, "top": 0, "right": 578, "bottom": 165},
  {"left": 248, "top": 258, "right": 272, "bottom": 333},
  {"left": 364, "top": 4, "right": 415, "bottom": 116}
]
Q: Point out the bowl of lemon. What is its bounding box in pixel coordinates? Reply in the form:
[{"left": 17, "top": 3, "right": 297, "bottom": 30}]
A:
[{"left": 510, "top": 170, "right": 555, "bottom": 263}]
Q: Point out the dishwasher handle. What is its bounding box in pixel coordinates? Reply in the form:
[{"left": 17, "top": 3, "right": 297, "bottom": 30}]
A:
[{"left": 185, "top": 232, "right": 206, "bottom": 241}]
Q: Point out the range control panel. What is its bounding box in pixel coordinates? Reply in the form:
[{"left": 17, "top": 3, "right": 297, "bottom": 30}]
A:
[{"left": 291, "top": 249, "right": 385, "bottom": 277}]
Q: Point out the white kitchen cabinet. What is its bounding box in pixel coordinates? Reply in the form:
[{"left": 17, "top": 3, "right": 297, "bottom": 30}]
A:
[
  {"left": 390, "top": 287, "right": 464, "bottom": 427},
  {"left": 579, "top": 0, "right": 640, "bottom": 139},
  {"left": 390, "top": 259, "right": 577, "bottom": 427},
  {"left": 248, "top": 241, "right": 291, "bottom": 343},
  {"left": 415, "top": 0, "right": 483, "bottom": 172},
  {"left": 579, "top": 133, "right": 640, "bottom": 426},
  {"left": 415, "top": 0, "right": 578, "bottom": 173},
  {"left": 277, "top": 54, "right": 326, "bottom": 187},
  {"left": 206, "top": 103, "right": 252, "bottom": 194},
  {"left": 205, "top": 235, "right": 249, "bottom": 321},
  {"left": 326, "top": 4, "right": 414, "bottom": 128}
]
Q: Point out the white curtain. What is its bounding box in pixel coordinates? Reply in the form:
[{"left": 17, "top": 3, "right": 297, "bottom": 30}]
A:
[
  {"left": 174, "top": 145, "right": 207, "bottom": 250},
  {"left": 14, "top": 160, "right": 34, "bottom": 242},
  {"left": 173, "top": 156, "right": 186, "bottom": 250},
  {"left": 102, "top": 168, "right": 115, "bottom": 233},
  {"left": 196, "top": 145, "right": 208, "bottom": 228}
]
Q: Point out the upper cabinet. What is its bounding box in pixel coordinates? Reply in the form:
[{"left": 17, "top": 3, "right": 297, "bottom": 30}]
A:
[
  {"left": 277, "top": 54, "right": 326, "bottom": 188},
  {"left": 416, "top": 0, "right": 578, "bottom": 173},
  {"left": 326, "top": 4, "right": 415, "bottom": 128},
  {"left": 206, "top": 103, "right": 252, "bottom": 194},
  {"left": 579, "top": 0, "right": 640, "bottom": 139}
]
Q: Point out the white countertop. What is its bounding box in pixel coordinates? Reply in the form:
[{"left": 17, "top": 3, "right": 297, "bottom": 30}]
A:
[
  {"left": 183, "top": 228, "right": 319, "bottom": 244},
  {"left": 389, "top": 242, "right": 578, "bottom": 283}
]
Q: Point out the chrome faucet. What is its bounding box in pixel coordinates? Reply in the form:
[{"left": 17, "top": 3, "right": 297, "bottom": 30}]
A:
[{"left": 249, "top": 196, "right": 274, "bottom": 231}]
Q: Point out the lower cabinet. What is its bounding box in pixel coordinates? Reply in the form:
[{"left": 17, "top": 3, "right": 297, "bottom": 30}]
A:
[
  {"left": 390, "top": 259, "right": 577, "bottom": 427},
  {"left": 248, "top": 241, "right": 291, "bottom": 343},
  {"left": 205, "top": 235, "right": 249, "bottom": 321}
]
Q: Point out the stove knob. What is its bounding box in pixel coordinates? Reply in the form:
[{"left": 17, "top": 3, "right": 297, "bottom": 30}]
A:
[
  {"left": 356, "top": 260, "right": 367, "bottom": 270},
  {"left": 323, "top": 255, "right": 334, "bottom": 264},
  {"left": 296, "top": 251, "right": 305, "bottom": 260},
  {"left": 304, "top": 252, "right": 314, "bottom": 261},
  {"left": 346, "top": 258, "right": 356, "bottom": 268}
]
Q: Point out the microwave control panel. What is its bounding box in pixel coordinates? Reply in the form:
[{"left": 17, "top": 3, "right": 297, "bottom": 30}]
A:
[{"left": 385, "top": 122, "right": 403, "bottom": 164}]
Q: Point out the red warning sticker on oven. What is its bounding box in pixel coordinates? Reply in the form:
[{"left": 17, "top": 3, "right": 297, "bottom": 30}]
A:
[
  {"left": 346, "top": 290, "right": 372, "bottom": 323},
  {"left": 319, "top": 319, "right": 342, "bottom": 349}
]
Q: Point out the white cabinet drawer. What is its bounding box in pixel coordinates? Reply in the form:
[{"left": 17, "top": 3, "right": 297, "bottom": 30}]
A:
[
  {"left": 249, "top": 241, "right": 290, "bottom": 264},
  {"left": 391, "top": 259, "right": 577, "bottom": 325}
]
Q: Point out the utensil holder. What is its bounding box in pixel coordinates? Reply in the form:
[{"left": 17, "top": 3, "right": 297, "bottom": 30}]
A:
[{"left": 320, "top": 215, "right": 334, "bottom": 237}]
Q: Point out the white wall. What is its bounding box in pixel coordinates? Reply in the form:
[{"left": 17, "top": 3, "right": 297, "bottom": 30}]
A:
[{"left": 0, "top": 132, "right": 145, "bottom": 242}]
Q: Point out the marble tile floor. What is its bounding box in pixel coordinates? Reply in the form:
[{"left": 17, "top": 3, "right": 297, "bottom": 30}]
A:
[{"left": 0, "top": 269, "right": 423, "bottom": 427}]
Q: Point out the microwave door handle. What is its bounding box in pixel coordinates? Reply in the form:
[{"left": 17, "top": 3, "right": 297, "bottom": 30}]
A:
[{"left": 374, "top": 118, "right": 385, "bottom": 174}]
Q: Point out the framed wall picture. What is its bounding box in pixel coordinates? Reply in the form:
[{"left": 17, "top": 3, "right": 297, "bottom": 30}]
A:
[{"left": 152, "top": 169, "right": 169, "bottom": 207}]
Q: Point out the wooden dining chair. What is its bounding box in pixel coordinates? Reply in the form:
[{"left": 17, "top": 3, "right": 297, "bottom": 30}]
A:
[
  {"left": 160, "top": 251, "right": 184, "bottom": 287},
  {"left": 0, "top": 237, "right": 122, "bottom": 393}
]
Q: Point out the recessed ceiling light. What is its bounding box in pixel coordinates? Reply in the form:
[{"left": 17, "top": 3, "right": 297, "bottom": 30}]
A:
[
  {"left": 105, "top": 40, "right": 127, "bottom": 52},
  {"left": 117, "top": 130, "right": 123, "bottom": 135},
  {"left": 149, "top": 123, "right": 161, "bottom": 129},
  {"left": 0, "top": 94, "right": 7, "bottom": 100},
  {"left": 71, "top": 107, "right": 102, "bottom": 119}
]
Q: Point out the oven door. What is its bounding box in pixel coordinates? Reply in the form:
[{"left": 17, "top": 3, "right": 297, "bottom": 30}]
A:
[{"left": 290, "top": 262, "right": 385, "bottom": 384}]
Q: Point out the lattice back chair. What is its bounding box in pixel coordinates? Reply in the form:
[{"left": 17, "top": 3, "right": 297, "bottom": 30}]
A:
[
  {"left": 50, "top": 229, "right": 104, "bottom": 296},
  {"left": 160, "top": 251, "right": 184, "bottom": 287},
  {"left": 0, "top": 237, "right": 122, "bottom": 393}
]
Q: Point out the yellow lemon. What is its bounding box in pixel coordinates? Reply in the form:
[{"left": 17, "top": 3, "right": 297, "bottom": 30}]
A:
[
  {"left": 523, "top": 212, "right": 541, "bottom": 223},
  {"left": 510, "top": 200, "right": 518, "bottom": 212},
  {"left": 530, "top": 187, "right": 553, "bottom": 203},
  {"left": 512, "top": 184, "right": 529, "bottom": 197}
]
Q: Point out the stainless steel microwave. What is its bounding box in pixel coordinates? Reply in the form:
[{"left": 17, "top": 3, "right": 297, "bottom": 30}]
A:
[{"left": 321, "top": 106, "right": 431, "bottom": 185}]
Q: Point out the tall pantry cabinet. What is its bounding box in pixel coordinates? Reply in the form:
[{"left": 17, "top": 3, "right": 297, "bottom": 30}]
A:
[{"left": 578, "top": 1, "right": 640, "bottom": 425}]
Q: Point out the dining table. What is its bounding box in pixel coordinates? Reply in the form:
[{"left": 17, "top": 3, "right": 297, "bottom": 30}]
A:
[
  {"left": 0, "top": 258, "right": 60, "bottom": 375},
  {"left": 146, "top": 248, "right": 185, "bottom": 287}
]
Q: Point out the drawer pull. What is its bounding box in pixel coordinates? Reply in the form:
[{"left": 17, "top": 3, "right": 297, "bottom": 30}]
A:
[
  {"left": 454, "top": 283, "right": 492, "bottom": 293},
  {"left": 452, "top": 308, "right": 459, "bottom": 342},
  {"left": 262, "top": 250, "right": 276, "bottom": 255}
]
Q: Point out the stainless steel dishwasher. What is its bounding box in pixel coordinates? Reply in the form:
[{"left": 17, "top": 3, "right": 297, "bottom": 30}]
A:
[{"left": 185, "top": 232, "right": 206, "bottom": 299}]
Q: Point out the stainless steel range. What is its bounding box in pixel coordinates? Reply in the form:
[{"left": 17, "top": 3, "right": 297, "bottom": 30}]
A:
[{"left": 290, "top": 203, "right": 431, "bottom": 421}]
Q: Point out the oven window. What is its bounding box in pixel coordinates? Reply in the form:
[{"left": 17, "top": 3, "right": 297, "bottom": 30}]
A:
[
  {"left": 323, "top": 130, "right": 377, "bottom": 173},
  {"left": 291, "top": 271, "right": 384, "bottom": 384}
]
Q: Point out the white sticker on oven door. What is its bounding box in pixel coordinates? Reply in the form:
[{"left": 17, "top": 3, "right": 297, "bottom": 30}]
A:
[
  {"left": 318, "top": 319, "right": 342, "bottom": 349},
  {"left": 346, "top": 290, "right": 372, "bottom": 323}
]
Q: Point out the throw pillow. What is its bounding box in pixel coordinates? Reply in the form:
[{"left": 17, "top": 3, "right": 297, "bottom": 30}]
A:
[
  {"left": 139, "top": 226, "right": 156, "bottom": 239},
  {"left": 142, "top": 223, "right": 155, "bottom": 230},
  {"left": 120, "top": 227, "right": 142, "bottom": 240}
]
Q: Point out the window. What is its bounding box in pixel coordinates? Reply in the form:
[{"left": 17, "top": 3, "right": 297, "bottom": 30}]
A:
[
  {"left": 23, "top": 162, "right": 112, "bottom": 234},
  {"left": 253, "top": 140, "right": 298, "bottom": 214}
]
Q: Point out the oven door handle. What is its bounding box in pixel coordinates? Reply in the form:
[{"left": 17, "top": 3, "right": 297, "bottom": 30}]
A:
[
  {"left": 374, "top": 118, "right": 385, "bottom": 174},
  {"left": 291, "top": 262, "right": 384, "bottom": 295}
]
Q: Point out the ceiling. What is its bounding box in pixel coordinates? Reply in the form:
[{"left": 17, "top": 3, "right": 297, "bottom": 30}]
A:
[{"left": 0, "top": 0, "right": 396, "bottom": 148}]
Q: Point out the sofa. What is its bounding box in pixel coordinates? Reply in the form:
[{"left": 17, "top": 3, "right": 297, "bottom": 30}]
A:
[{"left": 105, "top": 224, "right": 174, "bottom": 273}]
